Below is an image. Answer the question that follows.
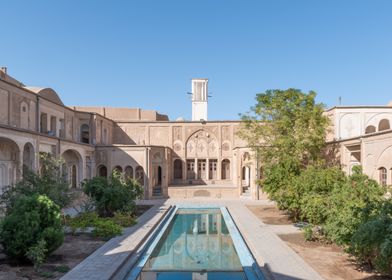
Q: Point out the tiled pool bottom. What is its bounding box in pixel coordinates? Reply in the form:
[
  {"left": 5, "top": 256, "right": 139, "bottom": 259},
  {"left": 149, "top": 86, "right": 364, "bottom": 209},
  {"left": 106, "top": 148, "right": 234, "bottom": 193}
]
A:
[{"left": 126, "top": 207, "right": 264, "bottom": 280}]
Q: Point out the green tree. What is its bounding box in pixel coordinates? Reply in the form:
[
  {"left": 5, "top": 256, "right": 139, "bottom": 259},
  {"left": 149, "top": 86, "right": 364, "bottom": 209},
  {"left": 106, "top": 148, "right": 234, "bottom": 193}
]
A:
[
  {"left": 324, "top": 166, "right": 384, "bottom": 245},
  {"left": 83, "top": 170, "right": 143, "bottom": 217},
  {"left": 0, "top": 194, "right": 64, "bottom": 267},
  {"left": 349, "top": 200, "right": 392, "bottom": 273},
  {"left": 239, "top": 89, "right": 328, "bottom": 212},
  {"left": 0, "top": 152, "right": 72, "bottom": 214}
]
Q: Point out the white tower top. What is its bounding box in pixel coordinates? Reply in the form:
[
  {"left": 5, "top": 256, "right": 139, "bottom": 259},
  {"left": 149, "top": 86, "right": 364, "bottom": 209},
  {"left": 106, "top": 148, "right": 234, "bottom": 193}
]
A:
[{"left": 191, "top": 78, "right": 208, "bottom": 121}]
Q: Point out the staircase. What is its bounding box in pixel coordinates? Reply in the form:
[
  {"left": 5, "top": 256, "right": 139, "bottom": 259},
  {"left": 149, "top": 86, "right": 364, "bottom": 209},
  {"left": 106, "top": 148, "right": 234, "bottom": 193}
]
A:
[
  {"left": 242, "top": 186, "right": 251, "bottom": 197},
  {"left": 152, "top": 186, "right": 162, "bottom": 197}
]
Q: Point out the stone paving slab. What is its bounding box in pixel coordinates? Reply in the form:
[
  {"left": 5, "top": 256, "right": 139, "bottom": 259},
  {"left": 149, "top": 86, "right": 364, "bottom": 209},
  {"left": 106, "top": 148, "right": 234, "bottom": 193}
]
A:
[
  {"left": 227, "top": 203, "right": 323, "bottom": 280},
  {"left": 267, "top": 224, "right": 303, "bottom": 235},
  {"left": 60, "top": 204, "right": 169, "bottom": 280}
]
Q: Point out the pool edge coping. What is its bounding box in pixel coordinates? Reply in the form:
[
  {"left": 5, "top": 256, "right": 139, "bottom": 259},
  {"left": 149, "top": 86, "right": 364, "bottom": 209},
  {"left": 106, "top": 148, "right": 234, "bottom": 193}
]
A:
[{"left": 124, "top": 205, "right": 265, "bottom": 280}]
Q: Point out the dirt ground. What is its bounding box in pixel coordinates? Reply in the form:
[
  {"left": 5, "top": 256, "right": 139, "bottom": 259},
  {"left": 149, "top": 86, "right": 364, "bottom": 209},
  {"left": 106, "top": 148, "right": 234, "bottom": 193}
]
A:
[
  {"left": 0, "top": 234, "right": 106, "bottom": 280},
  {"left": 0, "top": 204, "right": 153, "bottom": 280},
  {"left": 247, "top": 205, "right": 391, "bottom": 280},
  {"left": 247, "top": 205, "right": 293, "bottom": 225}
]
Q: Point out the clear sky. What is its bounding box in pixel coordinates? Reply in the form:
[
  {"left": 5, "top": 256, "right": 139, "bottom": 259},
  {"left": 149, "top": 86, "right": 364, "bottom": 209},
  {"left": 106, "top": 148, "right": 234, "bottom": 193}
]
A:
[{"left": 1, "top": 1, "right": 391, "bottom": 120}]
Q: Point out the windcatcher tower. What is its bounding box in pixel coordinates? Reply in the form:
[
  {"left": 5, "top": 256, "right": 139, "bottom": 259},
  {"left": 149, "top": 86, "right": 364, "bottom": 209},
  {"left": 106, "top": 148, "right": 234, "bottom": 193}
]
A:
[{"left": 191, "top": 78, "right": 208, "bottom": 121}]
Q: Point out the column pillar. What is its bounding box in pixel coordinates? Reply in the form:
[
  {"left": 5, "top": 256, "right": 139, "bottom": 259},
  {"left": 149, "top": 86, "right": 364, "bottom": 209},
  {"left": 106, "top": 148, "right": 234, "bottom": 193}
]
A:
[
  {"left": 206, "top": 158, "right": 210, "bottom": 180},
  {"left": 245, "top": 166, "right": 250, "bottom": 187},
  {"left": 17, "top": 147, "right": 23, "bottom": 181},
  {"left": 163, "top": 147, "right": 169, "bottom": 197},
  {"left": 217, "top": 158, "right": 222, "bottom": 181},
  {"left": 195, "top": 158, "right": 198, "bottom": 180},
  {"left": 183, "top": 158, "right": 187, "bottom": 181}
]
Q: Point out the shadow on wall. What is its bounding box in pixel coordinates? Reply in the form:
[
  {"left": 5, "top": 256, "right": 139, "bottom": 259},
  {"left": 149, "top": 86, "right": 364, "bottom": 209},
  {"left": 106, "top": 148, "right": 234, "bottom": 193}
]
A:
[
  {"left": 113, "top": 124, "right": 137, "bottom": 145},
  {"left": 94, "top": 146, "right": 157, "bottom": 199},
  {"left": 324, "top": 142, "right": 341, "bottom": 167}
]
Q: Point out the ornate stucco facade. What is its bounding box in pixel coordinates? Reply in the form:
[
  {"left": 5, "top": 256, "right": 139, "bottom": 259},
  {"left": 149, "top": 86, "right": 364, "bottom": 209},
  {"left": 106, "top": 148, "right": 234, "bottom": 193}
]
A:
[
  {"left": 0, "top": 69, "right": 259, "bottom": 200},
  {"left": 327, "top": 106, "right": 392, "bottom": 186},
  {"left": 3, "top": 66, "right": 391, "bottom": 201}
]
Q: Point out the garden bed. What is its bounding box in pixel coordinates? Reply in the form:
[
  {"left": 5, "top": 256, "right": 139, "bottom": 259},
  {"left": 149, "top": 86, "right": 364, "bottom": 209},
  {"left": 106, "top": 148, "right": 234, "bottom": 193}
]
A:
[
  {"left": 0, "top": 205, "right": 153, "bottom": 280},
  {"left": 0, "top": 234, "right": 105, "bottom": 280},
  {"left": 248, "top": 204, "right": 391, "bottom": 280},
  {"left": 247, "top": 205, "right": 292, "bottom": 225}
]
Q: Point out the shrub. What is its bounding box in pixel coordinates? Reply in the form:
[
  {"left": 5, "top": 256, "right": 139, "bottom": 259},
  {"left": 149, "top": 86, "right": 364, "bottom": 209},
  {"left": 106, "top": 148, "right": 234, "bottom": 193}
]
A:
[
  {"left": 112, "top": 212, "right": 137, "bottom": 227},
  {"left": 349, "top": 200, "right": 392, "bottom": 273},
  {"left": 324, "top": 166, "right": 384, "bottom": 245},
  {"left": 64, "top": 211, "right": 127, "bottom": 238},
  {"left": 0, "top": 152, "right": 72, "bottom": 214},
  {"left": 303, "top": 225, "right": 314, "bottom": 241},
  {"left": 92, "top": 220, "right": 122, "bottom": 239},
  {"left": 83, "top": 171, "right": 143, "bottom": 217},
  {"left": 296, "top": 165, "right": 346, "bottom": 224},
  {"left": 0, "top": 195, "right": 64, "bottom": 264},
  {"left": 65, "top": 211, "right": 100, "bottom": 233},
  {"left": 25, "top": 239, "right": 48, "bottom": 271}
]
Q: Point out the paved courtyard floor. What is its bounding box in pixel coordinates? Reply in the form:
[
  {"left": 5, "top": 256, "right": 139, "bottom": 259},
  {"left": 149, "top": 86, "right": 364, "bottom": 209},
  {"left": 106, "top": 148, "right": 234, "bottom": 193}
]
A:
[{"left": 62, "top": 198, "right": 323, "bottom": 280}]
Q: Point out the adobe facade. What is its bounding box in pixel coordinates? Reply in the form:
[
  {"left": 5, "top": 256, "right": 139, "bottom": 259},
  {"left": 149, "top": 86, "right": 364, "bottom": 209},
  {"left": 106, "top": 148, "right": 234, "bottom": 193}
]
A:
[
  {"left": 2, "top": 67, "right": 392, "bottom": 201},
  {"left": 327, "top": 106, "right": 392, "bottom": 185},
  {"left": 0, "top": 68, "right": 258, "bottom": 200}
]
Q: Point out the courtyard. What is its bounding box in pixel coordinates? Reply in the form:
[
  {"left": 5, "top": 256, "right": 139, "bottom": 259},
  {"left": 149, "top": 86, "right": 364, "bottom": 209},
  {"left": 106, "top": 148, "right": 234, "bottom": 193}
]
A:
[
  {"left": 1, "top": 1, "right": 392, "bottom": 279},
  {"left": 52, "top": 198, "right": 388, "bottom": 280}
]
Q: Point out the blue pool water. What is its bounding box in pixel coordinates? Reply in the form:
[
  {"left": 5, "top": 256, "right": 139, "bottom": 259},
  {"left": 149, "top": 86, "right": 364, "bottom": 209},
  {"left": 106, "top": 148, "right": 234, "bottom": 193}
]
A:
[
  {"left": 127, "top": 207, "right": 263, "bottom": 280},
  {"left": 144, "top": 208, "right": 243, "bottom": 272}
]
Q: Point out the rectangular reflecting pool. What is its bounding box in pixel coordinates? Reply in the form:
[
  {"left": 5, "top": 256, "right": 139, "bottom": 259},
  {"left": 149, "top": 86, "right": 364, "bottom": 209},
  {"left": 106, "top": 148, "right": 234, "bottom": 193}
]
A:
[{"left": 126, "top": 207, "right": 264, "bottom": 280}]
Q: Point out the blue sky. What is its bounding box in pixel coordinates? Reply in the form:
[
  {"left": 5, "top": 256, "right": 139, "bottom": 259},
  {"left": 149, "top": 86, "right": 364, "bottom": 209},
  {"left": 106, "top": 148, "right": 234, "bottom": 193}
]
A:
[{"left": 1, "top": 1, "right": 391, "bottom": 120}]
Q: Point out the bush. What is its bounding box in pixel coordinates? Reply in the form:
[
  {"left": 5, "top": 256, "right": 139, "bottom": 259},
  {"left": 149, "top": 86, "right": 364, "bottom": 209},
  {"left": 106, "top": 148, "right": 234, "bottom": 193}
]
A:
[
  {"left": 83, "top": 171, "right": 143, "bottom": 217},
  {"left": 303, "top": 225, "right": 314, "bottom": 241},
  {"left": 0, "top": 195, "right": 64, "bottom": 265},
  {"left": 92, "top": 220, "right": 122, "bottom": 239},
  {"left": 324, "top": 166, "right": 384, "bottom": 245},
  {"left": 64, "top": 212, "right": 100, "bottom": 233},
  {"left": 349, "top": 200, "right": 392, "bottom": 273},
  {"left": 112, "top": 212, "right": 137, "bottom": 227},
  {"left": 0, "top": 152, "right": 72, "bottom": 214},
  {"left": 25, "top": 239, "right": 48, "bottom": 271},
  {"left": 64, "top": 211, "right": 126, "bottom": 238}
]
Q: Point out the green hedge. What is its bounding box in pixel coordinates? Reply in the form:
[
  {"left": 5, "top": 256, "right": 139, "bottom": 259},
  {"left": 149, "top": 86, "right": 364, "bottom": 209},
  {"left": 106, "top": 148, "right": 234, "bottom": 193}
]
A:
[
  {"left": 63, "top": 211, "right": 137, "bottom": 239},
  {"left": 265, "top": 164, "right": 391, "bottom": 273},
  {"left": 0, "top": 195, "right": 64, "bottom": 268}
]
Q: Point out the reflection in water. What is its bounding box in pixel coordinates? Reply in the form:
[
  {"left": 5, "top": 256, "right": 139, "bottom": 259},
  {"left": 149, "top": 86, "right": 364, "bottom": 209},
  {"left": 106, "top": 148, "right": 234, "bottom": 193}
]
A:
[{"left": 143, "top": 209, "right": 243, "bottom": 272}]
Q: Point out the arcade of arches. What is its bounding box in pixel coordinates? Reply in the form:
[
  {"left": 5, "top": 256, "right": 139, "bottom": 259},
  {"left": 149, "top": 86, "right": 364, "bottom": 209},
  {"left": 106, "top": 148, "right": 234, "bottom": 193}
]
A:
[{"left": 172, "top": 130, "right": 233, "bottom": 182}]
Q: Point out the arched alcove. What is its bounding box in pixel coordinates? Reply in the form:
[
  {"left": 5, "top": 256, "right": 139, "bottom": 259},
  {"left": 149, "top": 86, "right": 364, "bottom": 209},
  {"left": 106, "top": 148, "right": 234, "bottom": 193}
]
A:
[
  {"left": 173, "top": 159, "right": 182, "bottom": 179},
  {"left": 22, "top": 142, "right": 35, "bottom": 176},
  {"left": 379, "top": 167, "right": 387, "bottom": 186},
  {"left": 365, "top": 125, "right": 376, "bottom": 134},
  {"left": 379, "top": 119, "right": 390, "bottom": 131},
  {"left": 97, "top": 165, "right": 108, "bottom": 177},
  {"left": 0, "top": 137, "right": 19, "bottom": 188},
  {"left": 61, "top": 149, "right": 83, "bottom": 188},
  {"left": 81, "top": 124, "right": 90, "bottom": 144},
  {"left": 221, "top": 159, "right": 230, "bottom": 180},
  {"left": 135, "top": 166, "right": 144, "bottom": 186},
  {"left": 124, "top": 166, "right": 133, "bottom": 179}
]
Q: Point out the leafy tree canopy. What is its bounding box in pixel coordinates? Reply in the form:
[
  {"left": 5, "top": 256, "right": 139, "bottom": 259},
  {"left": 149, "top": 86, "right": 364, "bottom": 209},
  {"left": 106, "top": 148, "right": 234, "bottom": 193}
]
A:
[{"left": 240, "top": 88, "right": 328, "bottom": 171}]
